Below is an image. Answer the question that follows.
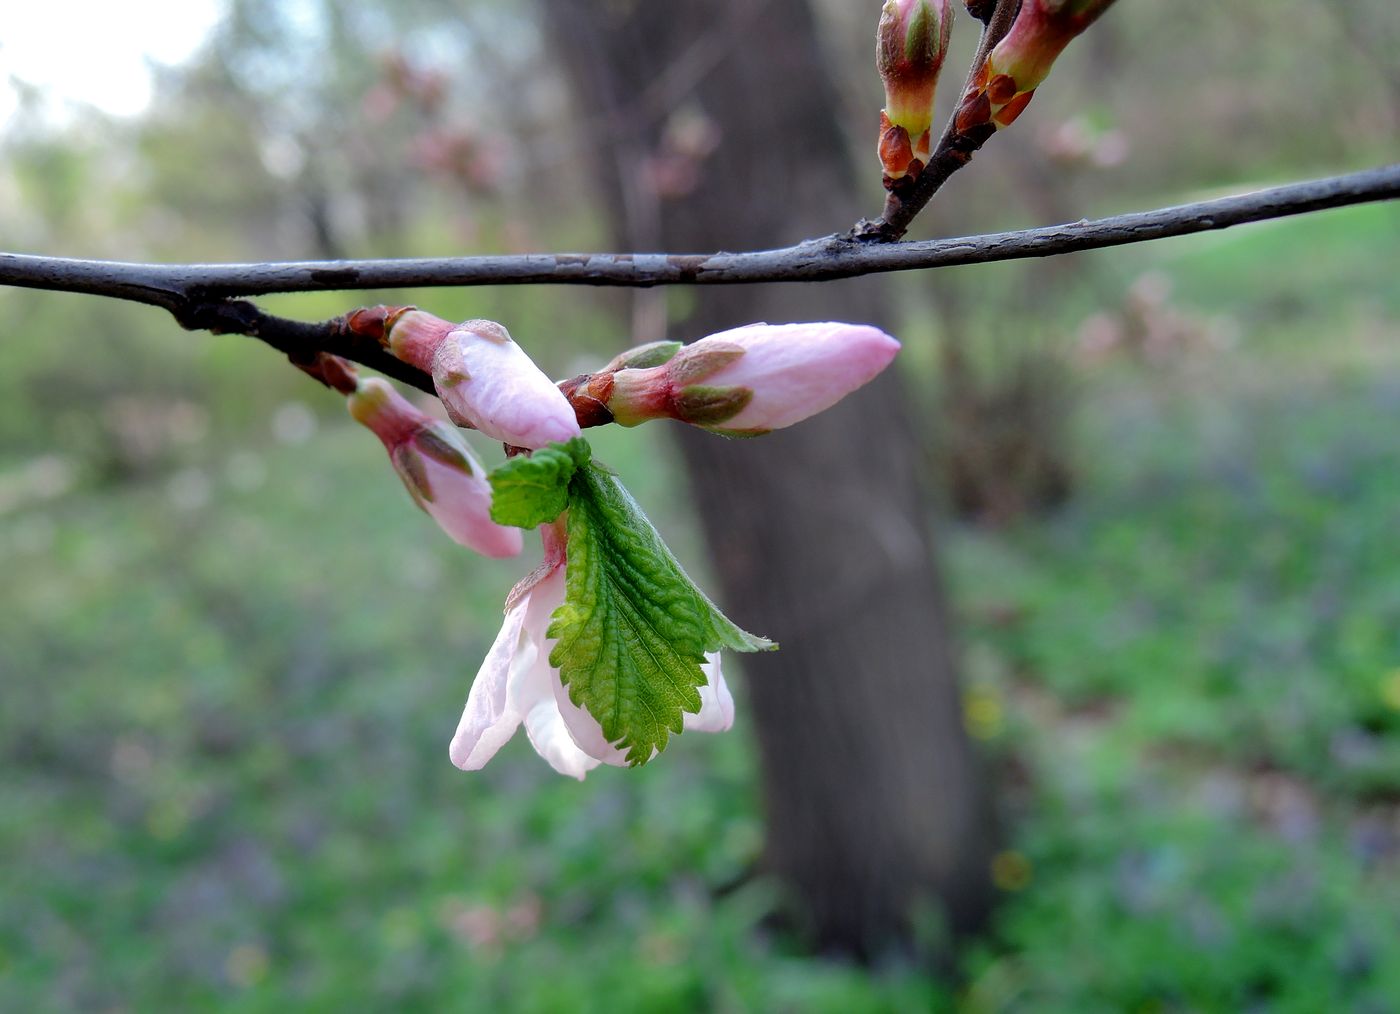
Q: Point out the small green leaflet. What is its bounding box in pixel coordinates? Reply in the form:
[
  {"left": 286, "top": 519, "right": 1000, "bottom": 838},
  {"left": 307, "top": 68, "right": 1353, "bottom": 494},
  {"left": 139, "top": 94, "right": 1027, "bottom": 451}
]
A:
[
  {"left": 488, "top": 438, "right": 592, "bottom": 528},
  {"left": 548, "top": 462, "right": 775, "bottom": 765}
]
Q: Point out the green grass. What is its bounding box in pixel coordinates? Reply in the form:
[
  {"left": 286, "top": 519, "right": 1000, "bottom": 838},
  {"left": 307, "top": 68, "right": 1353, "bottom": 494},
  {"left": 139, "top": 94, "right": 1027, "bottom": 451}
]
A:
[
  {"left": 947, "top": 358, "right": 1400, "bottom": 1011},
  {"left": 1, "top": 202, "right": 1398, "bottom": 1010},
  {"left": 0, "top": 414, "right": 946, "bottom": 1011}
]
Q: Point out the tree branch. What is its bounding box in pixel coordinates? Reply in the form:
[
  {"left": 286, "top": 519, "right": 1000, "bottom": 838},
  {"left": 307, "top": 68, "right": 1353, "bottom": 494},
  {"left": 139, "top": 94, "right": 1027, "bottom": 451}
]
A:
[
  {"left": 176, "top": 299, "right": 437, "bottom": 397},
  {"left": 0, "top": 165, "right": 1394, "bottom": 406},
  {"left": 2, "top": 166, "right": 1394, "bottom": 304}
]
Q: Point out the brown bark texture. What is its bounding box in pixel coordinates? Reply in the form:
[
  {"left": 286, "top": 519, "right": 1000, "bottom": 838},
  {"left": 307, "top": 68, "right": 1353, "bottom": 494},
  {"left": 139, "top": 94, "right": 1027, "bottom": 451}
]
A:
[{"left": 545, "top": 0, "right": 1000, "bottom": 955}]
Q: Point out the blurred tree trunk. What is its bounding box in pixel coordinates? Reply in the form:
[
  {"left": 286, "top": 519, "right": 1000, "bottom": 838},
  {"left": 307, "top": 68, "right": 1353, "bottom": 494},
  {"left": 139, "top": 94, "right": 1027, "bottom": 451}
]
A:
[{"left": 545, "top": 0, "right": 997, "bottom": 956}]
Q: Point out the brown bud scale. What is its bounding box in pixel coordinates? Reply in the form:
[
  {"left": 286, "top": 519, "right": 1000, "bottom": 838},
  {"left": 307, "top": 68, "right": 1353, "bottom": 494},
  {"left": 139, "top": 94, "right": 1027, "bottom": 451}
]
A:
[
  {"left": 557, "top": 373, "right": 616, "bottom": 429},
  {"left": 994, "top": 89, "right": 1035, "bottom": 126},
  {"left": 987, "top": 74, "right": 1018, "bottom": 105},
  {"left": 345, "top": 305, "right": 392, "bottom": 340},
  {"left": 956, "top": 92, "right": 992, "bottom": 133},
  {"left": 879, "top": 119, "right": 918, "bottom": 179}
]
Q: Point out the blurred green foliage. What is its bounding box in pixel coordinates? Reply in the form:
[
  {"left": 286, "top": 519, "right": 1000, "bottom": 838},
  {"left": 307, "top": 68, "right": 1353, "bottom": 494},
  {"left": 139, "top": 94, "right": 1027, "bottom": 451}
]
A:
[
  {"left": 2, "top": 0, "right": 1398, "bottom": 1009},
  {"left": 3, "top": 206, "right": 1397, "bottom": 1011}
]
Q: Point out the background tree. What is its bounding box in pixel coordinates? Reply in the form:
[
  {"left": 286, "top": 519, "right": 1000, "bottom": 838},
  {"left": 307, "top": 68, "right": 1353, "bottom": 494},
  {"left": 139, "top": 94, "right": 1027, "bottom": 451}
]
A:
[{"left": 543, "top": 0, "right": 998, "bottom": 955}]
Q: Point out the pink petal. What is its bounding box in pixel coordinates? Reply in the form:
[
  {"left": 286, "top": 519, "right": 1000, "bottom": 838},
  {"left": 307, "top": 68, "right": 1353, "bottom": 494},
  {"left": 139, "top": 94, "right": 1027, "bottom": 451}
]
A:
[
  {"left": 449, "top": 599, "right": 529, "bottom": 770},
  {"left": 418, "top": 455, "right": 523, "bottom": 559}
]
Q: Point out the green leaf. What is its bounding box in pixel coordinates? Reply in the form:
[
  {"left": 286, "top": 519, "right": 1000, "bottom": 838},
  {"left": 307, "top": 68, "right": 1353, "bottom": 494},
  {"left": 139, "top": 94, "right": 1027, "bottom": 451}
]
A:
[
  {"left": 548, "top": 463, "right": 774, "bottom": 765},
  {"left": 488, "top": 438, "right": 591, "bottom": 528}
]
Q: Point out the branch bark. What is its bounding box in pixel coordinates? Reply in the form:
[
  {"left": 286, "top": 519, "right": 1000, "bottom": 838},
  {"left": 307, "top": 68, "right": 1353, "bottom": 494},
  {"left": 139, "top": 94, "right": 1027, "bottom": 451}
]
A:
[
  {"left": 1, "top": 165, "right": 1393, "bottom": 300},
  {"left": 1, "top": 165, "right": 1394, "bottom": 399}
]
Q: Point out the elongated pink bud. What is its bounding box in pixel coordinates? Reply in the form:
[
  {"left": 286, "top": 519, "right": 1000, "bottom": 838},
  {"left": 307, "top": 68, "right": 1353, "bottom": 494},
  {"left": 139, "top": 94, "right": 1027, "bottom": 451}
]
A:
[
  {"left": 348, "top": 378, "right": 523, "bottom": 558},
  {"left": 384, "top": 311, "right": 581, "bottom": 450},
  {"left": 993, "top": 0, "right": 1116, "bottom": 93},
  {"left": 959, "top": 0, "right": 1118, "bottom": 133},
  {"left": 606, "top": 322, "right": 901, "bottom": 436},
  {"left": 877, "top": 0, "right": 954, "bottom": 181}
]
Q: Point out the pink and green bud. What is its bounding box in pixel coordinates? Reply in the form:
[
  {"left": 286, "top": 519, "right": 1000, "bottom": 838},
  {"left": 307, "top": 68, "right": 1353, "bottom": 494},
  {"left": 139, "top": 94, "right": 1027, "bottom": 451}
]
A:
[
  {"left": 384, "top": 311, "right": 582, "bottom": 450},
  {"left": 990, "top": 0, "right": 1117, "bottom": 93},
  {"left": 605, "top": 322, "right": 901, "bottom": 436},
  {"left": 877, "top": 0, "right": 953, "bottom": 180},
  {"left": 348, "top": 377, "right": 523, "bottom": 559},
  {"left": 965, "top": 0, "right": 1118, "bottom": 131}
]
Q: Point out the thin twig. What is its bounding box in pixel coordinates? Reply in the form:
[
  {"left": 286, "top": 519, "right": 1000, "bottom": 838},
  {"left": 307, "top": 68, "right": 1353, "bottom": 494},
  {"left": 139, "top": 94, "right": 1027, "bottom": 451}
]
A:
[
  {"left": 2, "top": 166, "right": 1394, "bottom": 300},
  {"left": 0, "top": 165, "right": 1395, "bottom": 405}
]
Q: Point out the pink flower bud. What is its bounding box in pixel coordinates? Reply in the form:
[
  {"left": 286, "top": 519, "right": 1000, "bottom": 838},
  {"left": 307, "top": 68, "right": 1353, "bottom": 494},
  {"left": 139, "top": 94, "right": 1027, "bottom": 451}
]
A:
[
  {"left": 967, "top": 0, "right": 1118, "bottom": 130},
  {"left": 385, "top": 312, "right": 581, "bottom": 450},
  {"left": 347, "top": 378, "right": 523, "bottom": 558},
  {"left": 607, "top": 322, "right": 900, "bottom": 435},
  {"left": 876, "top": 0, "right": 953, "bottom": 179},
  {"left": 991, "top": 0, "right": 1115, "bottom": 92}
]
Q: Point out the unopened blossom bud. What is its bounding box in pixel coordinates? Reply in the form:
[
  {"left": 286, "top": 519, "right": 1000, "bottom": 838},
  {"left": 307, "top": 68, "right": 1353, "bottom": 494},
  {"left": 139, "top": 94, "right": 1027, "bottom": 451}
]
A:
[
  {"left": 959, "top": 0, "right": 1118, "bottom": 133},
  {"left": 605, "top": 322, "right": 901, "bottom": 436},
  {"left": 384, "top": 311, "right": 581, "bottom": 450},
  {"left": 348, "top": 377, "right": 522, "bottom": 558},
  {"left": 877, "top": 0, "right": 953, "bottom": 182}
]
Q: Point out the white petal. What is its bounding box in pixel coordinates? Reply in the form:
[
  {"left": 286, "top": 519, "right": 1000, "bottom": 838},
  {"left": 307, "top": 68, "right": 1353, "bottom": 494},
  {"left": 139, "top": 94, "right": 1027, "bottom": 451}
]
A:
[
  {"left": 550, "top": 675, "right": 634, "bottom": 767},
  {"left": 520, "top": 560, "right": 632, "bottom": 767},
  {"left": 449, "top": 599, "right": 528, "bottom": 770},
  {"left": 505, "top": 565, "right": 602, "bottom": 778},
  {"left": 523, "top": 697, "right": 602, "bottom": 780},
  {"left": 549, "top": 648, "right": 733, "bottom": 762},
  {"left": 683, "top": 652, "right": 735, "bottom": 733}
]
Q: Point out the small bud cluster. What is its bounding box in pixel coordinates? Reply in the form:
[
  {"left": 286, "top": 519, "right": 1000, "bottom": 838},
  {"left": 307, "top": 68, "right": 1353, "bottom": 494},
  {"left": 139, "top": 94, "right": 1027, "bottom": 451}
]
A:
[
  {"left": 334, "top": 305, "right": 903, "bottom": 779},
  {"left": 876, "top": 0, "right": 953, "bottom": 187},
  {"left": 955, "top": 0, "right": 1118, "bottom": 137}
]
